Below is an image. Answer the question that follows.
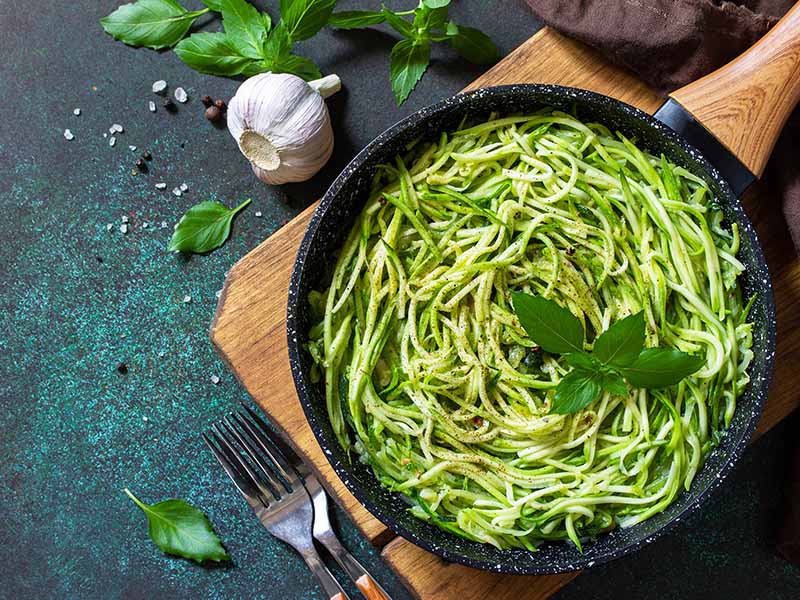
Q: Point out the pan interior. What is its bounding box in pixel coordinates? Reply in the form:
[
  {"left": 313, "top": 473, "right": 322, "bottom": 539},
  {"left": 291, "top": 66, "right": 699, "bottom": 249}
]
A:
[{"left": 286, "top": 85, "right": 775, "bottom": 574}]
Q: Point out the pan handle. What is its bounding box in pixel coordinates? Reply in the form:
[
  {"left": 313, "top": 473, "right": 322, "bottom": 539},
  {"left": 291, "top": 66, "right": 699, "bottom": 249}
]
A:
[{"left": 668, "top": 2, "right": 800, "bottom": 178}]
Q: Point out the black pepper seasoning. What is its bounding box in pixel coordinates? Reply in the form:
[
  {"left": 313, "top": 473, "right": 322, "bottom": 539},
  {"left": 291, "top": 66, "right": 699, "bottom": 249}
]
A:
[
  {"left": 163, "top": 98, "right": 176, "bottom": 112},
  {"left": 201, "top": 95, "right": 214, "bottom": 107},
  {"left": 141, "top": 150, "right": 152, "bottom": 161},
  {"left": 116, "top": 362, "right": 128, "bottom": 375},
  {"left": 214, "top": 99, "right": 227, "bottom": 111},
  {"left": 566, "top": 247, "right": 576, "bottom": 256},
  {"left": 135, "top": 158, "right": 147, "bottom": 172},
  {"left": 204, "top": 106, "right": 222, "bottom": 123}
]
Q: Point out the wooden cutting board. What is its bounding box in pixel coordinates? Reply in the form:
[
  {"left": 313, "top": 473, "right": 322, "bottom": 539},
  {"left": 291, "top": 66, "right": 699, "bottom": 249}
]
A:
[{"left": 211, "top": 27, "right": 800, "bottom": 600}]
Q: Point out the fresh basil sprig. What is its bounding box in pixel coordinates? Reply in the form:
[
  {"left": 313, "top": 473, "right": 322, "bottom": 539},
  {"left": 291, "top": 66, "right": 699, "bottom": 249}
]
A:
[
  {"left": 511, "top": 292, "right": 705, "bottom": 415},
  {"left": 102, "top": 0, "right": 330, "bottom": 80},
  {"left": 124, "top": 488, "right": 229, "bottom": 563},
  {"left": 329, "top": 0, "right": 500, "bottom": 105},
  {"left": 169, "top": 198, "right": 251, "bottom": 254}
]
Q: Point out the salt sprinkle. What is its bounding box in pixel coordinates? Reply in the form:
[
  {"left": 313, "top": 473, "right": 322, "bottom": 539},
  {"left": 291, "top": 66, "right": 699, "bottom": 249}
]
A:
[
  {"left": 157, "top": 350, "right": 165, "bottom": 358},
  {"left": 148, "top": 100, "right": 157, "bottom": 113},
  {"left": 106, "top": 223, "right": 113, "bottom": 231},
  {"left": 255, "top": 211, "right": 262, "bottom": 217},
  {"left": 142, "top": 416, "right": 149, "bottom": 422},
  {"left": 73, "top": 108, "right": 81, "bottom": 116},
  {"left": 142, "top": 222, "right": 149, "bottom": 229},
  {"left": 215, "top": 289, "right": 223, "bottom": 298},
  {"left": 63, "top": 129, "right": 74, "bottom": 141},
  {"left": 172, "top": 187, "right": 182, "bottom": 197},
  {"left": 121, "top": 215, "right": 129, "bottom": 223},
  {"left": 109, "top": 136, "right": 116, "bottom": 147},
  {"left": 155, "top": 182, "right": 167, "bottom": 190},
  {"left": 179, "top": 182, "right": 188, "bottom": 192},
  {"left": 111, "top": 123, "right": 124, "bottom": 133},
  {"left": 210, "top": 375, "right": 220, "bottom": 385},
  {"left": 183, "top": 295, "right": 192, "bottom": 303},
  {"left": 103, "top": 132, "right": 107, "bottom": 138},
  {"left": 120, "top": 223, "right": 128, "bottom": 234},
  {"left": 129, "top": 145, "right": 137, "bottom": 152},
  {"left": 152, "top": 80, "right": 167, "bottom": 94},
  {"left": 174, "top": 87, "right": 188, "bottom": 103},
  {"left": 160, "top": 220, "right": 168, "bottom": 229}
]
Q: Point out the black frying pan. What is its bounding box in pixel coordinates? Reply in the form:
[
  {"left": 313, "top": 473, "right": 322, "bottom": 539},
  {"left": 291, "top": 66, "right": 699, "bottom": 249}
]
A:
[{"left": 286, "top": 6, "right": 800, "bottom": 574}]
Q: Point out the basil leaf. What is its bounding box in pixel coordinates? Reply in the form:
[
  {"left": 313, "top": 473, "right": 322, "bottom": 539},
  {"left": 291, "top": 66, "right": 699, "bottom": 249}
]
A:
[
  {"left": 216, "top": 0, "right": 270, "bottom": 59},
  {"left": 262, "top": 21, "right": 292, "bottom": 62},
  {"left": 511, "top": 292, "right": 585, "bottom": 355},
  {"left": 328, "top": 10, "right": 386, "bottom": 29},
  {"left": 565, "top": 352, "right": 598, "bottom": 371},
  {"left": 239, "top": 59, "right": 272, "bottom": 76},
  {"left": 619, "top": 348, "right": 705, "bottom": 389},
  {"left": 124, "top": 489, "right": 229, "bottom": 563},
  {"left": 382, "top": 8, "right": 415, "bottom": 38},
  {"left": 449, "top": 25, "right": 500, "bottom": 64},
  {"left": 100, "top": 0, "right": 207, "bottom": 50},
  {"left": 599, "top": 372, "right": 628, "bottom": 397},
  {"left": 593, "top": 311, "right": 645, "bottom": 367},
  {"left": 168, "top": 199, "right": 251, "bottom": 254},
  {"left": 414, "top": 4, "right": 449, "bottom": 33},
  {"left": 280, "top": 0, "right": 337, "bottom": 41},
  {"left": 273, "top": 54, "right": 322, "bottom": 81},
  {"left": 422, "top": 0, "right": 451, "bottom": 7},
  {"left": 389, "top": 38, "right": 430, "bottom": 106},
  {"left": 551, "top": 369, "right": 602, "bottom": 415},
  {"left": 174, "top": 32, "right": 254, "bottom": 75}
]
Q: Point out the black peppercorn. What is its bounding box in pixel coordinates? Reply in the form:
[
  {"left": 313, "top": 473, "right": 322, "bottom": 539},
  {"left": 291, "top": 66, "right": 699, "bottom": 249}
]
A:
[
  {"left": 204, "top": 105, "right": 222, "bottom": 123},
  {"left": 163, "top": 98, "right": 176, "bottom": 111},
  {"left": 141, "top": 150, "right": 152, "bottom": 161},
  {"left": 566, "top": 247, "right": 575, "bottom": 256},
  {"left": 116, "top": 362, "right": 128, "bottom": 375},
  {"left": 135, "top": 158, "right": 147, "bottom": 172},
  {"left": 201, "top": 95, "right": 214, "bottom": 107},
  {"left": 214, "top": 99, "right": 227, "bottom": 111}
]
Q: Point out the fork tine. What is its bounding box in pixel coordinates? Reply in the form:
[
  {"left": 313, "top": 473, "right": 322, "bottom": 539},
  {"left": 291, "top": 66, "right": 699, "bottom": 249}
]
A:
[
  {"left": 213, "top": 423, "right": 279, "bottom": 503},
  {"left": 239, "top": 404, "right": 306, "bottom": 481},
  {"left": 233, "top": 410, "right": 301, "bottom": 488},
  {"left": 202, "top": 432, "right": 262, "bottom": 502},
  {"left": 221, "top": 415, "right": 291, "bottom": 495}
]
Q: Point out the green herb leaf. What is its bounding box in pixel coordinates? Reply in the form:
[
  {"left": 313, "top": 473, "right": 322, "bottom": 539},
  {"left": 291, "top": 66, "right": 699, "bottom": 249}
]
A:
[
  {"left": 619, "top": 348, "right": 705, "bottom": 389},
  {"left": 272, "top": 53, "right": 322, "bottom": 80},
  {"left": 174, "top": 32, "right": 254, "bottom": 75},
  {"left": 449, "top": 25, "right": 500, "bottom": 64},
  {"left": 100, "top": 0, "right": 208, "bottom": 50},
  {"left": 422, "top": 0, "right": 451, "bottom": 8},
  {"left": 552, "top": 369, "right": 602, "bottom": 414},
  {"left": 413, "top": 3, "right": 449, "bottom": 32},
  {"left": 124, "top": 489, "right": 229, "bottom": 563},
  {"left": 280, "top": 0, "right": 337, "bottom": 41},
  {"left": 565, "top": 352, "right": 598, "bottom": 371},
  {"left": 215, "top": 0, "right": 271, "bottom": 59},
  {"left": 389, "top": 38, "right": 430, "bottom": 105},
  {"left": 599, "top": 371, "right": 628, "bottom": 397},
  {"left": 328, "top": 10, "right": 386, "bottom": 29},
  {"left": 262, "top": 21, "right": 292, "bottom": 62},
  {"left": 511, "top": 292, "right": 585, "bottom": 355},
  {"left": 382, "top": 8, "right": 415, "bottom": 38},
  {"left": 593, "top": 311, "right": 645, "bottom": 367},
  {"left": 168, "top": 199, "right": 251, "bottom": 254}
]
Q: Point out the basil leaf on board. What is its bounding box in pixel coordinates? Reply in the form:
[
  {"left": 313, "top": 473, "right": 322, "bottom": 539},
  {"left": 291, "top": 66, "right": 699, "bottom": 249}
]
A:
[
  {"left": 599, "top": 371, "right": 628, "bottom": 397},
  {"left": 216, "top": 0, "right": 271, "bottom": 59},
  {"left": 422, "top": 0, "right": 451, "bottom": 8},
  {"left": 511, "top": 292, "right": 585, "bottom": 355},
  {"left": 168, "top": 199, "right": 251, "bottom": 254},
  {"left": 328, "top": 10, "right": 386, "bottom": 29},
  {"left": 449, "top": 25, "right": 500, "bottom": 65},
  {"left": 593, "top": 311, "right": 645, "bottom": 367},
  {"left": 551, "top": 369, "right": 602, "bottom": 415},
  {"left": 382, "top": 8, "right": 415, "bottom": 38},
  {"left": 100, "top": 0, "right": 208, "bottom": 50},
  {"left": 280, "top": 0, "right": 337, "bottom": 41},
  {"left": 619, "top": 348, "right": 705, "bottom": 389},
  {"left": 273, "top": 53, "right": 322, "bottom": 80},
  {"left": 124, "top": 489, "right": 229, "bottom": 563},
  {"left": 389, "top": 38, "right": 430, "bottom": 106},
  {"left": 174, "top": 32, "right": 254, "bottom": 75}
]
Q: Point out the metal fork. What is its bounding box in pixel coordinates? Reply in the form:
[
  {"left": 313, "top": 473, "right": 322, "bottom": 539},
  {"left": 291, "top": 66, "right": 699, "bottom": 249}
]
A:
[
  {"left": 237, "top": 404, "right": 392, "bottom": 600},
  {"left": 203, "top": 413, "right": 350, "bottom": 600}
]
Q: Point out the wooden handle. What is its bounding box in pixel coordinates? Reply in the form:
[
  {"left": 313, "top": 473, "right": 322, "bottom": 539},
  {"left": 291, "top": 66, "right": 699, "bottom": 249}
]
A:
[
  {"left": 355, "top": 574, "right": 390, "bottom": 600},
  {"left": 669, "top": 2, "right": 800, "bottom": 177}
]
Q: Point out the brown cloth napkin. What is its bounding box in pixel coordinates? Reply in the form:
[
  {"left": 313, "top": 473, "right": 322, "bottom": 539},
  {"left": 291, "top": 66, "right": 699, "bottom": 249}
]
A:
[
  {"left": 523, "top": 0, "right": 800, "bottom": 565},
  {"left": 523, "top": 0, "right": 800, "bottom": 253}
]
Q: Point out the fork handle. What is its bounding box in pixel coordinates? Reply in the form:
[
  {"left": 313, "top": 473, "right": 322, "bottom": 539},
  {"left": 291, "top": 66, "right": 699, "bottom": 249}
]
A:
[
  {"left": 316, "top": 530, "right": 393, "bottom": 600},
  {"left": 301, "top": 548, "right": 351, "bottom": 600}
]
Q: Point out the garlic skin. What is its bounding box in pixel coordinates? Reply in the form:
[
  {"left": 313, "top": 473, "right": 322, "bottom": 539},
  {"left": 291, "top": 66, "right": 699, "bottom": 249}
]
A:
[{"left": 227, "top": 73, "right": 341, "bottom": 185}]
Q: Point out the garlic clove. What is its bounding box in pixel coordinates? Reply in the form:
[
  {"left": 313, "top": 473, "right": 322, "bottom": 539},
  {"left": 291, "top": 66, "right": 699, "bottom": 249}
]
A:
[{"left": 227, "top": 72, "right": 339, "bottom": 185}]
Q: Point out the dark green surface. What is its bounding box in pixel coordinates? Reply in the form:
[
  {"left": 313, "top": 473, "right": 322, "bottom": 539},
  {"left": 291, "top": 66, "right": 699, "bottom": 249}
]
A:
[{"left": 0, "top": 1, "right": 798, "bottom": 599}]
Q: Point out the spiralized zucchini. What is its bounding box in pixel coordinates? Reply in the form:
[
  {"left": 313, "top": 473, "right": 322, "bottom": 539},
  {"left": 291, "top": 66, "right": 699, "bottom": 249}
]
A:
[{"left": 306, "top": 109, "right": 754, "bottom": 551}]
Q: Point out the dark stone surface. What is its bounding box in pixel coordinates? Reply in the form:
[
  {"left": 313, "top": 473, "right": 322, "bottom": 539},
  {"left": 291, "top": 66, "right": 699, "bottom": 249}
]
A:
[{"left": 0, "top": 1, "right": 798, "bottom": 598}]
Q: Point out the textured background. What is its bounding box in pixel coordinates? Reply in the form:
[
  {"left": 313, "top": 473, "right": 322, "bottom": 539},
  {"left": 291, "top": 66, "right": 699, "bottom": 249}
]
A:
[{"left": 1, "top": 1, "right": 799, "bottom": 598}]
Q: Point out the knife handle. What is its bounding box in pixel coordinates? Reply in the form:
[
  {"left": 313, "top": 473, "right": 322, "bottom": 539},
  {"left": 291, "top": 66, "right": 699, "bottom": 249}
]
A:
[
  {"left": 355, "top": 574, "right": 391, "bottom": 600},
  {"left": 669, "top": 1, "right": 800, "bottom": 178}
]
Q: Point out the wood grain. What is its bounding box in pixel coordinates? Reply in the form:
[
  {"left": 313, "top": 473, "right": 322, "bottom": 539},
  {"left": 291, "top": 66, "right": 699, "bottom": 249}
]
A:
[
  {"left": 670, "top": 2, "right": 800, "bottom": 177},
  {"left": 211, "top": 27, "right": 800, "bottom": 600}
]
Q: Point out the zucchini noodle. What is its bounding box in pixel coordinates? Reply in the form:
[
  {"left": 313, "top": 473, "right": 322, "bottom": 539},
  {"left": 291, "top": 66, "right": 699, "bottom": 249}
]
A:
[{"left": 306, "top": 109, "right": 754, "bottom": 551}]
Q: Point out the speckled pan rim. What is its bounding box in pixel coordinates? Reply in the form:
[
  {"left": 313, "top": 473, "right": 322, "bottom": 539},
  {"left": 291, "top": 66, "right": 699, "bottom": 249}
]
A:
[{"left": 286, "top": 85, "right": 777, "bottom": 575}]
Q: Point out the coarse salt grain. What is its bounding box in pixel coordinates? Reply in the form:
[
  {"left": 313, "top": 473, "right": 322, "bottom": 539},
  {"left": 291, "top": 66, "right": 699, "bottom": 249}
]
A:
[
  {"left": 152, "top": 80, "right": 167, "bottom": 94},
  {"left": 142, "top": 416, "right": 149, "bottom": 422},
  {"left": 255, "top": 211, "right": 262, "bottom": 217},
  {"left": 120, "top": 223, "right": 128, "bottom": 234},
  {"left": 183, "top": 295, "right": 192, "bottom": 303},
  {"left": 106, "top": 223, "right": 113, "bottom": 231},
  {"left": 148, "top": 100, "right": 157, "bottom": 113},
  {"left": 215, "top": 289, "right": 222, "bottom": 298},
  {"left": 174, "top": 87, "right": 188, "bottom": 103},
  {"left": 172, "top": 187, "right": 182, "bottom": 197},
  {"left": 112, "top": 123, "right": 123, "bottom": 133},
  {"left": 103, "top": 132, "right": 107, "bottom": 138},
  {"left": 210, "top": 375, "right": 220, "bottom": 385},
  {"left": 155, "top": 182, "right": 167, "bottom": 190},
  {"left": 63, "top": 129, "right": 74, "bottom": 140},
  {"left": 160, "top": 221, "right": 168, "bottom": 228},
  {"left": 73, "top": 108, "right": 81, "bottom": 116},
  {"left": 129, "top": 145, "right": 137, "bottom": 152},
  {"left": 142, "top": 222, "right": 149, "bottom": 229},
  {"left": 179, "top": 183, "right": 188, "bottom": 192},
  {"left": 109, "top": 136, "right": 116, "bottom": 147},
  {"left": 121, "top": 215, "right": 129, "bottom": 223}
]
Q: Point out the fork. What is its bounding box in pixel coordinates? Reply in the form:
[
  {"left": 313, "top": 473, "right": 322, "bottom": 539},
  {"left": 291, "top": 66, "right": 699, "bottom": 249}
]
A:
[
  {"left": 203, "top": 414, "right": 350, "bottom": 600},
  {"left": 238, "top": 404, "right": 392, "bottom": 600}
]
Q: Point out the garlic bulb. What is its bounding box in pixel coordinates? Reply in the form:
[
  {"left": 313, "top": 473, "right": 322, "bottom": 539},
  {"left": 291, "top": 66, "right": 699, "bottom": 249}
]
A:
[{"left": 227, "top": 72, "right": 341, "bottom": 185}]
